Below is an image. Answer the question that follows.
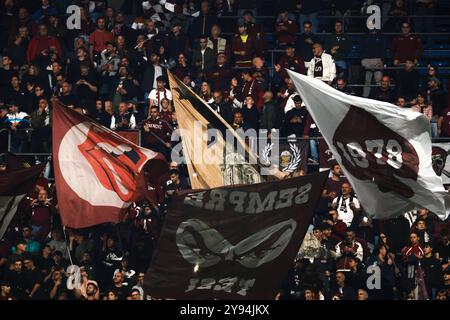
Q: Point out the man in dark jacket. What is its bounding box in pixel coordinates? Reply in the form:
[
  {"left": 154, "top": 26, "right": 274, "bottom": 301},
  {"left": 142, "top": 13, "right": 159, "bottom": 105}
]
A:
[
  {"left": 260, "top": 91, "right": 281, "bottom": 133},
  {"left": 324, "top": 21, "right": 351, "bottom": 77},
  {"left": 140, "top": 53, "right": 168, "bottom": 99},
  {"left": 192, "top": 35, "right": 216, "bottom": 80}
]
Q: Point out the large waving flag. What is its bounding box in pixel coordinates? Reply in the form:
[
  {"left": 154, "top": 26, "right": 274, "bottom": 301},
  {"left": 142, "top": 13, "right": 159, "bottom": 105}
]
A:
[
  {"left": 52, "top": 100, "right": 166, "bottom": 228},
  {"left": 1, "top": 162, "right": 45, "bottom": 239},
  {"left": 288, "top": 70, "right": 449, "bottom": 220},
  {"left": 168, "top": 71, "right": 284, "bottom": 189}
]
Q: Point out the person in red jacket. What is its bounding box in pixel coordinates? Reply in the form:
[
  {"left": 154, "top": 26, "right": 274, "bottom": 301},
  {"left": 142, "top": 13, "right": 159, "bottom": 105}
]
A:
[
  {"left": 391, "top": 22, "right": 424, "bottom": 65},
  {"left": 26, "top": 23, "right": 62, "bottom": 64}
]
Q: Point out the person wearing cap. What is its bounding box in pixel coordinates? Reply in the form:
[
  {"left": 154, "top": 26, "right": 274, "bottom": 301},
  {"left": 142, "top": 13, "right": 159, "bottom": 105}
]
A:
[
  {"left": 148, "top": 75, "right": 172, "bottom": 110},
  {"left": 391, "top": 22, "right": 424, "bottom": 65},
  {"left": 232, "top": 22, "right": 256, "bottom": 67},
  {"left": 274, "top": 45, "right": 306, "bottom": 81},
  {"left": 395, "top": 59, "right": 420, "bottom": 102}
]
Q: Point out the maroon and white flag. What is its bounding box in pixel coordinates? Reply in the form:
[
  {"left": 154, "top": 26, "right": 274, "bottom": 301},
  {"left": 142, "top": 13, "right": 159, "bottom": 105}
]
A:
[
  {"left": 52, "top": 100, "right": 166, "bottom": 228},
  {"left": 145, "top": 172, "right": 328, "bottom": 299},
  {"left": 288, "top": 70, "right": 450, "bottom": 220},
  {"left": 0, "top": 163, "right": 45, "bottom": 238}
]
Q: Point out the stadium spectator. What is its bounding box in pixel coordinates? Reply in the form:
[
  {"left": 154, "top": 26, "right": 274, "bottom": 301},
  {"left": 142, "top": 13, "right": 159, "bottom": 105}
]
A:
[
  {"left": 275, "top": 10, "right": 298, "bottom": 48},
  {"left": 360, "top": 29, "right": 386, "bottom": 97},
  {"left": 369, "top": 75, "right": 397, "bottom": 103},
  {"left": 232, "top": 22, "right": 256, "bottom": 67},
  {"left": 332, "top": 183, "right": 361, "bottom": 227},
  {"left": 391, "top": 22, "right": 424, "bottom": 65},
  {"left": 307, "top": 42, "right": 336, "bottom": 84},
  {"left": 295, "top": 21, "right": 319, "bottom": 68},
  {"left": 192, "top": 35, "right": 216, "bottom": 79},
  {"left": 325, "top": 21, "right": 351, "bottom": 78}
]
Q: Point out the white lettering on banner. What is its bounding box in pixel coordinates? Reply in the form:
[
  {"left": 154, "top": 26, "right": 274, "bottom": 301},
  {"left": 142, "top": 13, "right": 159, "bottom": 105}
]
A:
[
  {"left": 336, "top": 139, "right": 404, "bottom": 169},
  {"left": 183, "top": 184, "right": 313, "bottom": 213},
  {"left": 185, "top": 277, "right": 256, "bottom": 296}
]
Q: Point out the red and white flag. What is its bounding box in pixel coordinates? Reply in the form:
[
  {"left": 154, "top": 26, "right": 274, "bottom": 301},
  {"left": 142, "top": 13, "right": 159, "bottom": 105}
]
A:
[
  {"left": 288, "top": 70, "right": 450, "bottom": 220},
  {"left": 52, "top": 100, "right": 166, "bottom": 228}
]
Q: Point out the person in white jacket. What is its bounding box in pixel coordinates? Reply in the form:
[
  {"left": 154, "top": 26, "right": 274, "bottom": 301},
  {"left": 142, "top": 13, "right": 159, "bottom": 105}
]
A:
[{"left": 307, "top": 43, "right": 336, "bottom": 84}]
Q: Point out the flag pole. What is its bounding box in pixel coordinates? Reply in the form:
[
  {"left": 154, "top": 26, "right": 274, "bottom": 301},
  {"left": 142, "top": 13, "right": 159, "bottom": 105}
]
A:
[{"left": 62, "top": 225, "right": 75, "bottom": 266}]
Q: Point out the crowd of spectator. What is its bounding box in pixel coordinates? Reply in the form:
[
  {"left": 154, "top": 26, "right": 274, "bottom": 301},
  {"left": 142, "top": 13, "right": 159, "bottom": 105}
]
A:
[{"left": 0, "top": 0, "right": 449, "bottom": 300}]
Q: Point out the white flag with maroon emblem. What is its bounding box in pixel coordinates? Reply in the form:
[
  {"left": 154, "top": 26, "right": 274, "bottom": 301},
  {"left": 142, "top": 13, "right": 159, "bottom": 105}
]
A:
[
  {"left": 52, "top": 100, "right": 167, "bottom": 228},
  {"left": 288, "top": 70, "right": 450, "bottom": 220}
]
